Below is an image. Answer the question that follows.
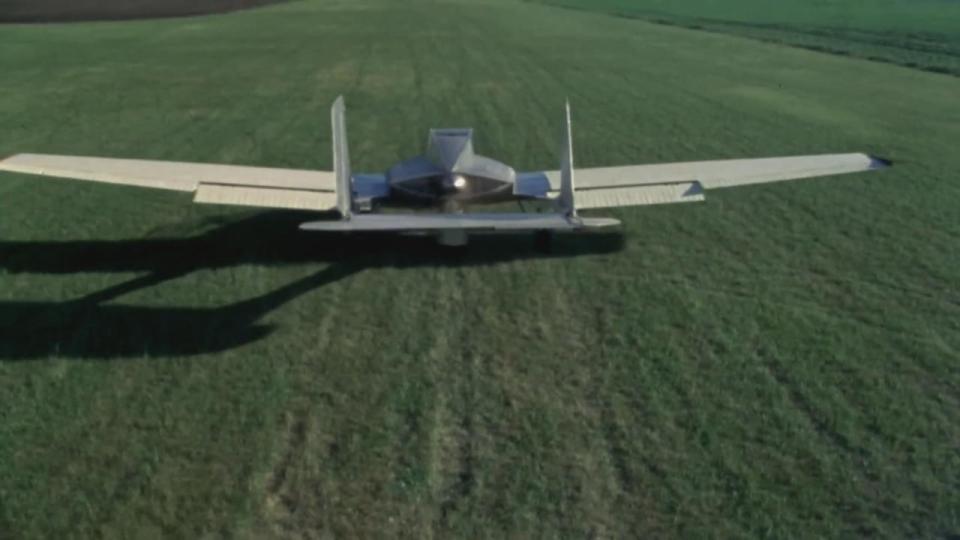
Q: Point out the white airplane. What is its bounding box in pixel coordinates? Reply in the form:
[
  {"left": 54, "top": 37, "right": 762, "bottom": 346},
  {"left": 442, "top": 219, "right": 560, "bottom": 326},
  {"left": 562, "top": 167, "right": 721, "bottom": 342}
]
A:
[{"left": 0, "top": 96, "right": 890, "bottom": 246}]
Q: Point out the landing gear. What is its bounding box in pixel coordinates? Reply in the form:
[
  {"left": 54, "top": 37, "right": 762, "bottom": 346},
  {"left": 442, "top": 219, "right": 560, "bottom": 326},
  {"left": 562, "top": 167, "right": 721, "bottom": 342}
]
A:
[
  {"left": 437, "top": 229, "right": 468, "bottom": 247},
  {"left": 434, "top": 198, "right": 468, "bottom": 246},
  {"left": 440, "top": 199, "right": 463, "bottom": 214}
]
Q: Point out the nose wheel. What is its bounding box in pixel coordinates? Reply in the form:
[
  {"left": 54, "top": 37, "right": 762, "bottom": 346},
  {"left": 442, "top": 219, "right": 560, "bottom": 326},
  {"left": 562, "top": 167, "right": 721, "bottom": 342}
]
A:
[
  {"left": 440, "top": 198, "right": 464, "bottom": 214},
  {"left": 437, "top": 229, "right": 468, "bottom": 247}
]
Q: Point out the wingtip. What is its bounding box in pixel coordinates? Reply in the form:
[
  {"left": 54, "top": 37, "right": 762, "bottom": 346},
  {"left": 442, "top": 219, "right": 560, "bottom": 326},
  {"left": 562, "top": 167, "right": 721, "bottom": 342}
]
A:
[
  {"left": 0, "top": 153, "right": 25, "bottom": 168},
  {"left": 869, "top": 155, "right": 893, "bottom": 169}
]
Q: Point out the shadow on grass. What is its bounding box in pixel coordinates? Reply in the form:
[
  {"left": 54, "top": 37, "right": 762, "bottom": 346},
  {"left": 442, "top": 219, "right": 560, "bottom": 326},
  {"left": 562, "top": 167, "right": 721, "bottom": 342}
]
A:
[{"left": 0, "top": 211, "right": 623, "bottom": 360}]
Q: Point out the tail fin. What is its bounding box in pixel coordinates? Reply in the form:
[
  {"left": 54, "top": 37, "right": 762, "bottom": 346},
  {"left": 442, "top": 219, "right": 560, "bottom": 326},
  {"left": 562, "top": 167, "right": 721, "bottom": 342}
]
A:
[
  {"left": 331, "top": 95, "right": 352, "bottom": 219},
  {"left": 557, "top": 100, "right": 577, "bottom": 218}
]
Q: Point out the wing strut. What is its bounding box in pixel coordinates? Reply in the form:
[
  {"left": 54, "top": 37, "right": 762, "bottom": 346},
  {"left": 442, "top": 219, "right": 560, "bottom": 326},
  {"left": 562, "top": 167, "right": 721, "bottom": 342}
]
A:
[
  {"left": 557, "top": 100, "right": 577, "bottom": 218},
  {"left": 331, "top": 95, "right": 352, "bottom": 219}
]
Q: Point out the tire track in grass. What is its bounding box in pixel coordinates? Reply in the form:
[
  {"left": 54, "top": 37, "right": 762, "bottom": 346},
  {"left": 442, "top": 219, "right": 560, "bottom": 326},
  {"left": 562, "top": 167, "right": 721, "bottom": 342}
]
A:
[
  {"left": 561, "top": 280, "right": 637, "bottom": 504},
  {"left": 473, "top": 261, "right": 590, "bottom": 535},
  {"left": 263, "top": 407, "right": 309, "bottom": 524},
  {"left": 640, "top": 291, "right": 810, "bottom": 535},
  {"left": 659, "top": 268, "right": 946, "bottom": 534},
  {"left": 259, "top": 265, "right": 431, "bottom": 537},
  {"left": 756, "top": 302, "right": 959, "bottom": 535},
  {"left": 580, "top": 300, "right": 657, "bottom": 536},
  {"left": 752, "top": 264, "right": 960, "bottom": 416},
  {"left": 258, "top": 263, "right": 348, "bottom": 534},
  {"left": 590, "top": 314, "right": 637, "bottom": 503},
  {"left": 761, "top": 348, "right": 862, "bottom": 456},
  {"left": 527, "top": 259, "right": 657, "bottom": 535},
  {"left": 756, "top": 341, "right": 885, "bottom": 533},
  {"left": 436, "top": 352, "right": 477, "bottom": 530},
  {"left": 325, "top": 269, "right": 423, "bottom": 536},
  {"left": 426, "top": 266, "right": 479, "bottom": 534}
]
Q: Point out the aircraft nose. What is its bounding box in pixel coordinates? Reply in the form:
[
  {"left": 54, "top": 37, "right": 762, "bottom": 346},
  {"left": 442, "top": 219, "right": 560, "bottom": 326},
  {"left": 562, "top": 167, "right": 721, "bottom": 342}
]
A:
[{"left": 441, "top": 174, "right": 468, "bottom": 192}]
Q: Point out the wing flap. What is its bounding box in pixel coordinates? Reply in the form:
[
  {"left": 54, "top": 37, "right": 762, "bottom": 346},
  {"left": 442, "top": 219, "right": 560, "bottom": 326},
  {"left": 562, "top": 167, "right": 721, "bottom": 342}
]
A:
[
  {"left": 0, "top": 153, "right": 336, "bottom": 192},
  {"left": 553, "top": 181, "right": 704, "bottom": 209},
  {"left": 194, "top": 183, "right": 337, "bottom": 211}
]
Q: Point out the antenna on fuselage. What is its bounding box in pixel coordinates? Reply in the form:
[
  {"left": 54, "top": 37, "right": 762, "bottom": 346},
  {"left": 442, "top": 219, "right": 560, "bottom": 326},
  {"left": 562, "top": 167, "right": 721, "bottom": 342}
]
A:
[
  {"left": 557, "top": 99, "right": 577, "bottom": 218},
  {"left": 331, "top": 95, "right": 352, "bottom": 219}
]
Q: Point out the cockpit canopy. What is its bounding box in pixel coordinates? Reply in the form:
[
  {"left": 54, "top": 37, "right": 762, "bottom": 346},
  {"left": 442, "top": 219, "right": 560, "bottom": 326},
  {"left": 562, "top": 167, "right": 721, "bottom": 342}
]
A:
[{"left": 426, "top": 129, "right": 475, "bottom": 171}]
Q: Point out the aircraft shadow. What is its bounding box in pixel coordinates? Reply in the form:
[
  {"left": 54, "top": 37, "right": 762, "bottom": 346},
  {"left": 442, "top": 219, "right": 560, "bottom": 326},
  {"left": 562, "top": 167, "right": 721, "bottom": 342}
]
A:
[{"left": 0, "top": 211, "right": 623, "bottom": 360}]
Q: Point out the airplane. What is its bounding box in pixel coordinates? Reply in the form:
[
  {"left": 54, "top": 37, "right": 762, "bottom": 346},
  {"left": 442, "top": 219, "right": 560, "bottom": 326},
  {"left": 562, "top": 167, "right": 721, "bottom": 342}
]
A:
[{"left": 0, "top": 96, "right": 891, "bottom": 246}]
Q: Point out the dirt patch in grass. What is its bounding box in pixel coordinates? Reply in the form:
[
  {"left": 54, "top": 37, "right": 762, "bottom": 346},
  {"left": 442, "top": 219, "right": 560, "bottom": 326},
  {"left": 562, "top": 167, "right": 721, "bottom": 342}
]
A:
[{"left": 0, "top": 0, "right": 290, "bottom": 23}]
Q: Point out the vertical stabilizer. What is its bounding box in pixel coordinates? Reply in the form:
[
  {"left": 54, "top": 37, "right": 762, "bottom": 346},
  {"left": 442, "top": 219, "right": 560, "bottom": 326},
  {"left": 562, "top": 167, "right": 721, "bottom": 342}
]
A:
[
  {"left": 331, "top": 95, "right": 352, "bottom": 219},
  {"left": 558, "top": 100, "right": 576, "bottom": 217}
]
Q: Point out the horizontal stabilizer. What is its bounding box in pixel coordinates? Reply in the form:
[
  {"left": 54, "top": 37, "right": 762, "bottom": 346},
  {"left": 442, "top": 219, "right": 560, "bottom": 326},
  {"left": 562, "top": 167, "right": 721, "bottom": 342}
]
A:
[{"left": 300, "top": 213, "right": 619, "bottom": 232}]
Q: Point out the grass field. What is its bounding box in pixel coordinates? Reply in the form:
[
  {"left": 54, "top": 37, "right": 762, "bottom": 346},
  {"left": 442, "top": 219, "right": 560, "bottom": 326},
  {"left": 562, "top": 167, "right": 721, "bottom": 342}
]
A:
[
  {"left": 1, "top": 0, "right": 959, "bottom": 537},
  {"left": 535, "top": 0, "right": 960, "bottom": 75}
]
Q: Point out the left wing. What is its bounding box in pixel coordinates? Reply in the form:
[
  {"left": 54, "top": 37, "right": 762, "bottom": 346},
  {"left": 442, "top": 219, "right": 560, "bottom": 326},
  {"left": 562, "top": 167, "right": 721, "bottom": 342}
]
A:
[
  {"left": 0, "top": 96, "right": 388, "bottom": 212},
  {"left": 0, "top": 153, "right": 341, "bottom": 211}
]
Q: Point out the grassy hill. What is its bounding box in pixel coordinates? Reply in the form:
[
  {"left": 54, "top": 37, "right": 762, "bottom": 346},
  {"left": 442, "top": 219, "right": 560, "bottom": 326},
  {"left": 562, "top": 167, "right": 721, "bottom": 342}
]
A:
[
  {"left": 0, "top": 0, "right": 286, "bottom": 22},
  {"left": 1, "top": 0, "right": 958, "bottom": 537}
]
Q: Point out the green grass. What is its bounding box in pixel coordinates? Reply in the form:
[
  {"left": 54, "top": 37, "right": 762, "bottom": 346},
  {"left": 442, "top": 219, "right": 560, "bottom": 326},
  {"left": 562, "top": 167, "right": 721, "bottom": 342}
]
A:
[
  {"left": 1, "top": 0, "right": 959, "bottom": 537},
  {"left": 533, "top": 0, "right": 960, "bottom": 75}
]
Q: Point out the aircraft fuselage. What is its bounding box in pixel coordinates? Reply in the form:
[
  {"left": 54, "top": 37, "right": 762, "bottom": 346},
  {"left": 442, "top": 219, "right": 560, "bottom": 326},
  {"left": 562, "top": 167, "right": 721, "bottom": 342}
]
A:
[{"left": 382, "top": 128, "right": 519, "bottom": 208}]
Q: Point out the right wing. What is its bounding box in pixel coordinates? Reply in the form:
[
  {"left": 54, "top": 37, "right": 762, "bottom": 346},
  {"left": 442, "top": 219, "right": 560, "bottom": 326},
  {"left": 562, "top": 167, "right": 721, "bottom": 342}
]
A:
[
  {"left": 520, "top": 153, "right": 890, "bottom": 210},
  {"left": 0, "top": 153, "right": 341, "bottom": 211},
  {"left": 557, "top": 153, "right": 890, "bottom": 190}
]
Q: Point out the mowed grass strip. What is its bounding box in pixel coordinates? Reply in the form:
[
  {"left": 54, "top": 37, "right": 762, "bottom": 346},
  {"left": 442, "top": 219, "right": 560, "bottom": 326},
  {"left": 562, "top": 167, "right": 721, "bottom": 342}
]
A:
[
  {"left": 533, "top": 0, "right": 960, "bottom": 75},
  {"left": 0, "top": 0, "right": 959, "bottom": 537}
]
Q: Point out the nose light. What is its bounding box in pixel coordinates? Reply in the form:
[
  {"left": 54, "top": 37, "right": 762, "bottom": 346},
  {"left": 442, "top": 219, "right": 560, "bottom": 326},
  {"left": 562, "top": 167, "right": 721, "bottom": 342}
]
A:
[{"left": 442, "top": 174, "right": 467, "bottom": 191}]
